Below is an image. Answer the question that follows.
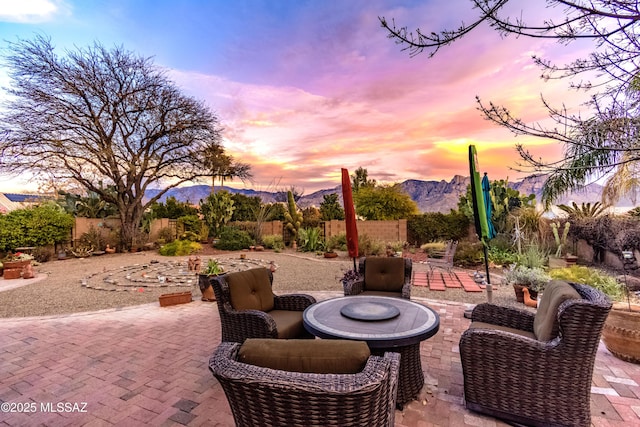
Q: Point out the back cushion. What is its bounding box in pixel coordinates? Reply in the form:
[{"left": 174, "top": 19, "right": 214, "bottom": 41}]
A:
[
  {"left": 364, "top": 257, "right": 405, "bottom": 292},
  {"left": 227, "top": 268, "right": 274, "bottom": 312},
  {"left": 238, "top": 338, "right": 371, "bottom": 374},
  {"left": 533, "top": 280, "right": 581, "bottom": 341}
]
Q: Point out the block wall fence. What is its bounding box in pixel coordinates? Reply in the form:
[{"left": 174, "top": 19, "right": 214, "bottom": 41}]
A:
[{"left": 73, "top": 218, "right": 408, "bottom": 245}]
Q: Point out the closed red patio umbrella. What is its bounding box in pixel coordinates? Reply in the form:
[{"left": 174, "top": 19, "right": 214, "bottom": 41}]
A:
[{"left": 341, "top": 168, "right": 359, "bottom": 270}]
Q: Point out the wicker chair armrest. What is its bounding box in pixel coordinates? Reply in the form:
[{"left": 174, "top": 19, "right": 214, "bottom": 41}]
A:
[
  {"left": 273, "top": 294, "right": 316, "bottom": 311},
  {"left": 401, "top": 279, "right": 412, "bottom": 299},
  {"left": 223, "top": 307, "right": 278, "bottom": 340},
  {"left": 343, "top": 278, "right": 364, "bottom": 296},
  {"left": 471, "top": 303, "right": 535, "bottom": 331}
]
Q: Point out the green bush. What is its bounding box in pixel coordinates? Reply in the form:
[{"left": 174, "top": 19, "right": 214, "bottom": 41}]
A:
[
  {"left": 454, "top": 241, "right": 484, "bottom": 267},
  {"left": 159, "top": 240, "right": 201, "bottom": 256},
  {"left": 326, "top": 233, "right": 347, "bottom": 251},
  {"left": 407, "top": 211, "right": 469, "bottom": 246},
  {"left": 0, "top": 202, "right": 73, "bottom": 251},
  {"left": 216, "top": 227, "right": 255, "bottom": 251},
  {"left": 358, "top": 234, "right": 384, "bottom": 256},
  {"left": 488, "top": 246, "right": 518, "bottom": 267},
  {"left": 262, "top": 234, "right": 284, "bottom": 250},
  {"left": 157, "top": 227, "right": 176, "bottom": 244},
  {"left": 549, "top": 266, "right": 625, "bottom": 301},
  {"left": 298, "top": 227, "right": 324, "bottom": 252},
  {"left": 420, "top": 242, "right": 447, "bottom": 256}
]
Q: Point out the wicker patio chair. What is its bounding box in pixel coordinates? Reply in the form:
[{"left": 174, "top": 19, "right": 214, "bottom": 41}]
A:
[
  {"left": 459, "top": 280, "right": 612, "bottom": 427},
  {"left": 210, "top": 267, "right": 316, "bottom": 343},
  {"left": 209, "top": 340, "right": 400, "bottom": 427},
  {"left": 426, "top": 240, "right": 457, "bottom": 273},
  {"left": 343, "top": 256, "right": 412, "bottom": 299}
]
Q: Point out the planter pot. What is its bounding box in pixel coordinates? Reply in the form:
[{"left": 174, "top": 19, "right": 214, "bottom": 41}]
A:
[
  {"left": 513, "top": 284, "right": 537, "bottom": 303},
  {"left": 198, "top": 274, "right": 217, "bottom": 302},
  {"left": 324, "top": 252, "right": 338, "bottom": 258},
  {"left": 602, "top": 303, "right": 640, "bottom": 364},
  {"left": 3, "top": 268, "right": 22, "bottom": 280},
  {"left": 159, "top": 291, "right": 192, "bottom": 307},
  {"left": 3, "top": 260, "right": 30, "bottom": 270},
  {"left": 565, "top": 255, "right": 578, "bottom": 266}
]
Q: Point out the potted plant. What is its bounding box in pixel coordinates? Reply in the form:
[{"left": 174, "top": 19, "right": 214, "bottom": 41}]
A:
[
  {"left": 598, "top": 251, "right": 640, "bottom": 364},
  {"left": 503, "top": 264, "right": 551, "bottom": 303},
  {"left": 199, "top": 259, "right": 223, "bottom": 302}
]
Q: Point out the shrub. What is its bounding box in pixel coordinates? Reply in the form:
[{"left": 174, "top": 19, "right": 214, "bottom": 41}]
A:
[
  {"left": 503, "top": 264, "right": 551, "bottom": 293},
  {"left": 357, "top": 234, "right": 384, "bottom": 256},
  {"left": 420, "top": 242, "right": 447, "bottom": 256},
  {"left": 261, "top": 234, "right": 285, "bottom": 250},
  {"left": 549, "top": 266, "right": 625, "bottom": 301},
  {"left": 407, "top": 211, "right": 469, "bottom": 246},
  {"left": 31, "top": 246, "right": 54, "bottom": 263},
  {"left": 326, "top": 233, "right": 347, "bottom": 251},
  {"left": 216, "top": 227, "right": 255, "bottom": 251},
  {"left": 157, "top": 227, "right": 176, "bottom": 244},
  {"left": 298, "top": 227, "right": 324, "bottom": 252},
  {"left": 0, "top": 202, "right": 73, "bottom": 251},
  {"left": 159, "top": 240, "right": 201, "bottom": 256},
  {"left": 488, "top": 246, "right": 518, "bottom": 267},
  {"left": 79, "top": 225, "right": 105, "bottom": 251},
  {"left": 454, "top": 241, "right": 484, "bottom": 267}
]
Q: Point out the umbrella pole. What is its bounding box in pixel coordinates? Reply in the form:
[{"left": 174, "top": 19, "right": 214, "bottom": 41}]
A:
[
  {"left": 352, "top": 257, "right": 357, "bottom": 272},
  {"left": 483, "top": 244, "right": 492, "bottom": 303}
]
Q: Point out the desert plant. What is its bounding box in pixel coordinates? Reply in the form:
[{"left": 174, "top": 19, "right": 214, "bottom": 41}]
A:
[
  {"left": 326, "top": 233, "right": 347, "bottom": 252},
  {"left": 298, "top": 227, "right": 324, "bottom": 252},
  {"left": 504, "top": 264, "right": 551, "bottom": 293},
  {"left": 157, "top": 227, "right": 176, "bottom": 244},
  {"left": 517, "top": 243, "right": 548, "bottom": 269},
  {"left": 201, "top": 259, "right": 224, "bottom": 275},
  {"left": 357, "top": 234, "right": 384, "bottom": 256},
  {"left": 453, "top": 241, "right": 484, "bottom": 267},
  {"left": 31, "top": 246, "right": 54, "bottom": 263},
  {"left": 551, "top": 221, "right": 571, "bottom": 257},
  {"left": 200, "top": 190, "right": 235, "bottom": 238},
  {"left": 488, "top": 246, "right": 518, "bottom": 267},
  {"left": 216, "top": 227, "right": 254, "bottom": 251},
  {"left": 79, "top": 225, "right": 106, "bottom": 251},
  {"left": 549, "top": 266, "right": 625, "bottom": 301},
  {"left": 283, "top": 190, "right": 303, "bottom": 245},
  {"left": 420, "top": 241, "right": 447, "bottom": 256},
  {"left": 557, "top": 201, "right": 609, "bottom": 218},
  {"left": 158, "top": 240, "right": 201, "bottom": 256}
]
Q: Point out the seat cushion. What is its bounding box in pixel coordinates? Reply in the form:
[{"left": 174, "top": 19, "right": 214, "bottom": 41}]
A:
[
  {"left": 227, "top": 268, "right": 274, "bottom": 312},
  {"left": 238, "top": 338, "right": 371, "bottom": 373},
  {"left": 469, "top": 321, "right": 536, "bottom": 340},
  {"left": 364, "top": 257, "right": 405, "bottom": 292},
  {"left": 268, "top": 309, "right": 306, "bottom": 339},
  {"left": 533, "top": 280, "right": 581, "bottom": 341}
]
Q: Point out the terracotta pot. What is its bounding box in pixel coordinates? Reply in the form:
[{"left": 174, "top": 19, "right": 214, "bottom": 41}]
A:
[
  {"left": 3, "top": 260, "right": 30, "bottom": 270},
  {"left": 324, "top": 252, "right": 338, "bottom": 258},
  {"left": 198, "top": 274, "right": 216, "bottom": 302},
  {"left": 602, "top": 303, "right": 640, "bottom": 364},
  {"left": 159, "top": 291, "right": 192, "bottom": 307}
]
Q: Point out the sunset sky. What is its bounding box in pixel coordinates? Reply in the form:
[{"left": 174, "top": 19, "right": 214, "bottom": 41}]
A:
[{"left": 0, "top": 0, "right": 594, "bottom": 194}]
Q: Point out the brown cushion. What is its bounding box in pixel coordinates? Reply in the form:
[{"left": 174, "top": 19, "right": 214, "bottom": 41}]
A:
[
  {"left": 470, "top": 321, "right": 536, "bottom": 340},
  {"left": 227, "top": 268, "right": 274, "bottom": 312},
  {"left": 238, "top": 339, "right": 371, "bottom": 374},
  {"left": 268, "top": 310, "right": 306, "bottom": 339},
  {"left": 364, "top": 257, "right": 405, "bottom": 292},
  {"left": 533, "top": 280, "right": 581, "bottom": 341}
]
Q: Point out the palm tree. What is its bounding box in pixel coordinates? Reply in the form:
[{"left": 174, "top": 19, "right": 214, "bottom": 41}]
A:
[{"left": 201, "top": 143, "right": 252, "bottom": 194}]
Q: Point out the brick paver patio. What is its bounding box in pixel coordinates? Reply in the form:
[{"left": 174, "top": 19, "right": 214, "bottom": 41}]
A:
[{"left": 1, "top": 292, "right": 640, "bottom": 426}]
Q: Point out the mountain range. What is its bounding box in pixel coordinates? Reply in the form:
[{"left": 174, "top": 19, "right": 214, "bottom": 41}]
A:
[{"left": 146, "top": 175, "right": 633, "bottom": 213}]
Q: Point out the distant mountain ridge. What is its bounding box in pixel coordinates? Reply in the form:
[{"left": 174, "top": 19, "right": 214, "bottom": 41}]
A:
[{"left": 146, "top": 175, "right": 631, "bottom": 213}]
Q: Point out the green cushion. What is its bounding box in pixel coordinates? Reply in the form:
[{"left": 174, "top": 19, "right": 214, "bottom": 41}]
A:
[
  {"left": 238, "top": 339, "right": 371, "bottom": 374},
  {"left": 227, "top": 268, "right": 274, "bottom": 312},
  {"left": 533, "top": 280, "right": 581, "bottom": 341},
  {"left": 364, "top": 257, "right": 405, "bottom": 292}
]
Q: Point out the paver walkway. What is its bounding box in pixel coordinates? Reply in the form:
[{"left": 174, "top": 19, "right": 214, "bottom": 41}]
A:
[
  {"left": 1, "top": 293, "right": 640, "bottom": 426},
  {"left": 412, "top": 269, "right": 484, "bottom": 292}
]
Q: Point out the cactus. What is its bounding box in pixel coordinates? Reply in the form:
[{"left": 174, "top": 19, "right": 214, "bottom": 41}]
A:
[
  {"left": 283, "top": 190, "right": 302, "bottom": 245},
  {"left": 551, "top": 221, "right": 570, "bottom": 257}
]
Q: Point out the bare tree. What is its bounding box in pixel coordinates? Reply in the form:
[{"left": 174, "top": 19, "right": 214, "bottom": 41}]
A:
[
  {"left": 381, "top": 1, "right": 640, "bottom": 207},
  {"left": 0, "top": 36, "right": 223, "bottom": 248}
]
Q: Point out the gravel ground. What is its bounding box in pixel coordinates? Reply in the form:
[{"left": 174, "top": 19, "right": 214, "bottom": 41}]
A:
[{"left": 0, "top": 248, "right": 521, "bottom": 318}]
